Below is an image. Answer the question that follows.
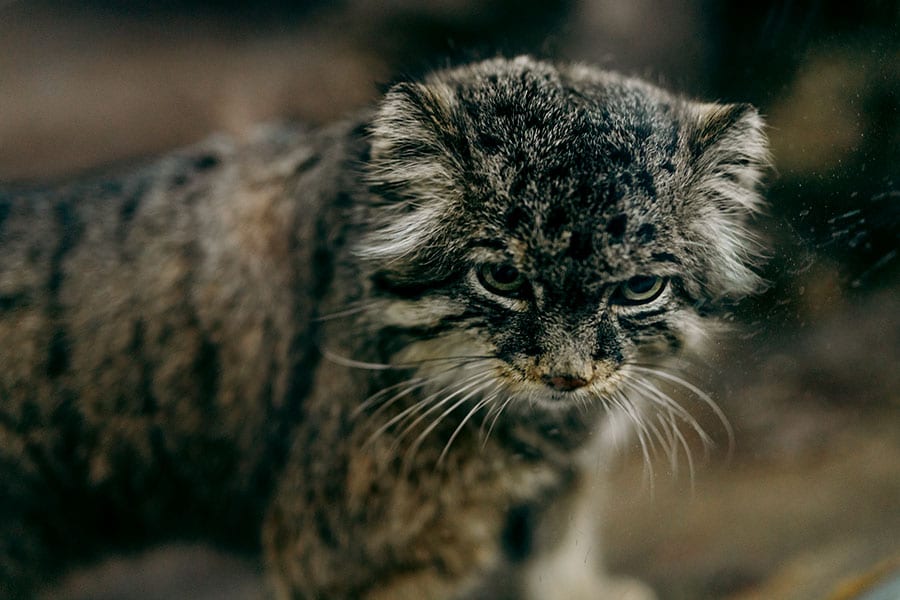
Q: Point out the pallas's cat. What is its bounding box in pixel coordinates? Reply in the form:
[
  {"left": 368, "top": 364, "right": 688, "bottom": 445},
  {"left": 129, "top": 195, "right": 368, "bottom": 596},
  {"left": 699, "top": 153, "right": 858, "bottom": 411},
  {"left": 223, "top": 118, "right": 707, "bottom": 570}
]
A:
[{"left": 0, "top": 56, "right": 767, "bottom": 599}]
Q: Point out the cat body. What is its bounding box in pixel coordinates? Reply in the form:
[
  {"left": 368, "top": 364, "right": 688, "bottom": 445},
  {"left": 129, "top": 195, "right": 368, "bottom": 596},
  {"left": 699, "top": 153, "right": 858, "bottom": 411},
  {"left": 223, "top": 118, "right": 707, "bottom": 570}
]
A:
[{"left": 0, "top": 57, "right": 767, "bottom": 599}]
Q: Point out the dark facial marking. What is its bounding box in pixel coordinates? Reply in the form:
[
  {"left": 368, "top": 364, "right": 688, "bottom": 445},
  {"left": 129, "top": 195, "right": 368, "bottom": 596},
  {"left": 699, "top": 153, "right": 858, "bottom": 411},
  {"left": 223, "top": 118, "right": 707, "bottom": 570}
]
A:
[
  {"left": 605, "top": 213, "right": 628, "bottom": 240},
  {"left": 469, "top": 238, "right": 508, "bottom": 251},
  {"left": 504, "top": 205, "right": 529, "bottom": 231},
  {"left": 546, "top": 206, "right": 568, "bottom": 233},
  {"left": 651, "top": 252, "right": 681, "bottom": 265},
  {"left": 478, "top": 131, "right": 503, "bottom": 154},
  {"left": 636, "top": 223, "right": 656, "bottom": 243},
  {"left": 595, "top": 180, "right": 621, "bottom": 205},
  {"left": 634, "top": 170, "right": 656, "bottom": 195},
  {"left": 565, "top": 230, "right": 593, "bottom": 260}
]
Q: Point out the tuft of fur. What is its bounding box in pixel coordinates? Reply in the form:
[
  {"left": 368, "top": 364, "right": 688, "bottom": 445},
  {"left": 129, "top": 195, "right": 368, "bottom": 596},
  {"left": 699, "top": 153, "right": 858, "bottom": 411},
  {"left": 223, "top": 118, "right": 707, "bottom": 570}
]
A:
[{"left": 0, "top": 56, "right": 767, "bottom": 599}]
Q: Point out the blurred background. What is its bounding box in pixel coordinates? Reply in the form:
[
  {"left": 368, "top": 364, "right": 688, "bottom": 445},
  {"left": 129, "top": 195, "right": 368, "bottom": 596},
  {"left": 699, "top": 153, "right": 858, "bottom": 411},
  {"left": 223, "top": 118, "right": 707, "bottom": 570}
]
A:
[{"left": 2, "top": 0, "right": 897, "bottom": 598}]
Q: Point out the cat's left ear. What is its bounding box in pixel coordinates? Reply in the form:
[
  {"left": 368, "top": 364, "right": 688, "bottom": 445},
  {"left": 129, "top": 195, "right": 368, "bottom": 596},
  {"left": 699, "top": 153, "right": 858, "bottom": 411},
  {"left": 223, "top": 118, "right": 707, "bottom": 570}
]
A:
[{"left": 683, "top": 102, "right": 770, "bottom": 298}]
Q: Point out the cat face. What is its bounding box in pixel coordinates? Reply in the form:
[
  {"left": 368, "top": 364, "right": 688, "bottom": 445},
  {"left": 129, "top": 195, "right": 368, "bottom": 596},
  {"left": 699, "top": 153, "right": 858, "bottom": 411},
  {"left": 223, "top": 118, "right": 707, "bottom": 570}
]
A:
[{"left": 358, "top": 56, "right": 767, "bottom": 409}]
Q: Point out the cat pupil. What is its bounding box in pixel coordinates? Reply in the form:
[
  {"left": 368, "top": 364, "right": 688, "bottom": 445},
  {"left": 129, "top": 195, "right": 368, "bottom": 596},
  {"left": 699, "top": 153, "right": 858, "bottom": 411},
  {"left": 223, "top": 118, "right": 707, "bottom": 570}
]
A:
[
  {"left": 493, "top": 265, "right": 520, "bottom": 283},
  {"left": 627, "top": 276, "right": 657, "bottom": 293}
]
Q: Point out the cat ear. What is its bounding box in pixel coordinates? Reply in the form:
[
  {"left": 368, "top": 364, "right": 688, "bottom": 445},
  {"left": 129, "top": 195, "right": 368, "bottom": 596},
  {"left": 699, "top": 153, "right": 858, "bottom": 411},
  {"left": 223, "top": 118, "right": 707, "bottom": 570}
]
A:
[
  {"left": 689, "top": 103, "right": 769, "bottom": 211},
  {"left": 367, "top": 81, "right": 461, "bottom": 200},
  {"left": 360, "top": 81, "right": 463, "bottom": 262},
  {"left": 683, "top": 102, "right": 770, "bottom": 298}
]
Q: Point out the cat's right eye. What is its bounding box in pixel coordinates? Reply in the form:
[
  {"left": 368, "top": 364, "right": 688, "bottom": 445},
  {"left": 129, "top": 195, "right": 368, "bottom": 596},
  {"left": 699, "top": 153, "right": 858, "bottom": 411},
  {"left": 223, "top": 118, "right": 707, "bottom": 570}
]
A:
[{"left": 476, "top": 263, "right": 529, "bottom": 298}]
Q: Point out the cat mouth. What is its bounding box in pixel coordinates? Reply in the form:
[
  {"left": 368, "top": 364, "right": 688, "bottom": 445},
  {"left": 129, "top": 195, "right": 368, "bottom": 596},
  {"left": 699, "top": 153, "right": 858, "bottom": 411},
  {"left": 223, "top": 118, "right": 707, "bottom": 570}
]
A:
[
  {"left": 541, "top": 374, "right": 591, "bottom": 392},
  {"left": 524, "top": 360, "right": 617, "bottom": 395}
]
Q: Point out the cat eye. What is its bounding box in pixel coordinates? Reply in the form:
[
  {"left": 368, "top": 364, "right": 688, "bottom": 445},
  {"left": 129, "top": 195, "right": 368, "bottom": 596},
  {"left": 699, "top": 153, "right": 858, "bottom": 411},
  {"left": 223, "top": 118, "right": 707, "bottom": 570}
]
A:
[
  {"left": 613, "top": 275, "right": 667, "bottom": 305},
  {"left": 476, "top": 263, "right": 529, "bottom": 297}
]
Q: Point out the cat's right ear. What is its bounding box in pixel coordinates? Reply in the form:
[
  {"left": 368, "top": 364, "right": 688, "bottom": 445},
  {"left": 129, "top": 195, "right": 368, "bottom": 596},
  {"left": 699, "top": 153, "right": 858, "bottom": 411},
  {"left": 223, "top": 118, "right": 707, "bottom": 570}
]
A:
[{"left": 360, "top": 81, "right": 463, "bottom": 263}]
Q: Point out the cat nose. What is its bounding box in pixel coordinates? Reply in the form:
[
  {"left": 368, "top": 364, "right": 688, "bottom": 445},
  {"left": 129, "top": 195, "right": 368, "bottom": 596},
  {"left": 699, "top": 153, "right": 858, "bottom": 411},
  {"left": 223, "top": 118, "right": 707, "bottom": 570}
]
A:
[{"left": 542, "top": 374, "right": 590, "bottom": 392}]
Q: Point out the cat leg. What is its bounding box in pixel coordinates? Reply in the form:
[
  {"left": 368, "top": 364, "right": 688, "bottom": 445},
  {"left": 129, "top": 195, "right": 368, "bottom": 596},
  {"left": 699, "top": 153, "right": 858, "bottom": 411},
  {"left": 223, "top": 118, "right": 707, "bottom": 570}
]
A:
[
  {"left": 522, "top": 460, "right": 656, "bottom": 600},
  {"left": 263, "top": 489, "right": 506, "bottom": 600},
  {"left": 523, "top": 479, "right": 656, "bottom": 600}
]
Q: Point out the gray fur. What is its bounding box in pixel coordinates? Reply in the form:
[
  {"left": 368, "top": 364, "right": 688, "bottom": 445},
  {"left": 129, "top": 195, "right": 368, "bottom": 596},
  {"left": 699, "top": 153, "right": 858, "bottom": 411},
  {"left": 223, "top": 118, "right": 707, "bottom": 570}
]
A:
[{"left": 0, "top": 56, "right": 767, "bottom": 599}]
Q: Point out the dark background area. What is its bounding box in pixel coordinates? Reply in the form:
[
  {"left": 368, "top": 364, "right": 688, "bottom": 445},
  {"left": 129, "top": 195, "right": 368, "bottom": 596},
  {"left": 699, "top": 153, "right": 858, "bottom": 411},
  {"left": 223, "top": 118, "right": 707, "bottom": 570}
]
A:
[{"left": 2, "top": 1, "right": 897, "bottom": 598}]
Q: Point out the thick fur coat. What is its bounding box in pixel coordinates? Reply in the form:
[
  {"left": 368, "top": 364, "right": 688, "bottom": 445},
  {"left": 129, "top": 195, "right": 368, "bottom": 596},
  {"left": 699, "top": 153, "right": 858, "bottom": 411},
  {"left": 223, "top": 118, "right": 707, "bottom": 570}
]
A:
[{"left": 0, "top": 57, "right": 767, "bottom": 599}]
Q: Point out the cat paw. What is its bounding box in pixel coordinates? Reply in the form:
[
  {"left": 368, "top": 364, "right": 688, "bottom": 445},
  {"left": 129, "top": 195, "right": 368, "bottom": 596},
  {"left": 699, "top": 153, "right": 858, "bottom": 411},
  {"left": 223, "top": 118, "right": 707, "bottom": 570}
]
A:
[
  {"left": 601, "top": 576, "right": 657, "bottom": 600},
  {"left": 526, "top": 572, "right": 656, "bottom": 600}
]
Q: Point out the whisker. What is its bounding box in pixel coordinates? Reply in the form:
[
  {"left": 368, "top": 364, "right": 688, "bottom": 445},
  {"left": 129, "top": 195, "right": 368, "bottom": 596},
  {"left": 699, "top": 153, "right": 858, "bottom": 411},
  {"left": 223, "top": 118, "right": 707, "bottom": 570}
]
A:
[
  {"left": 621, "top": 374, "right": 714, "bottom": 450},
  {"left": 437, "top": 387, "right": 499, "bottom": 466},
  {"left": 358, "top": 380, "right": 436, "bottom": 438},
  {"left": 669, "top": 414, "right": 696, "bottom": 491},
  {"left": 323, "top": 349, "right": 495, "bottom": 372},
  {"left": 322, "top": 350, "right": 401, "bottom": 371},
  {"left": 481, "top": 394, "right": 515, "bottom": 447},
  {"left": 641, "top": 409, "right": 668, "bottom": 461},
  {"left": 654, "top": 409, "right": 680, "bottom": 475},
  {"left": 355, "top": 360, "right": 487, "bottom": 419},
  {"left": 364, "top": 395, "right": 436, "bottom": 448},
  {"left": 629, "top": 365, "right": 734, "bottom": 458},
  {"left": 614, "top": 383, "right": 661, "bottom": 461},
  {"left": 389, "top": 372, "right": 494, "bottom": 450},
  {"left": 315, "top": 301, "right": 382, "bottom": 322},
  {"left": 403, "top": 379, "right": 495, "bottom": 474},
  {"left": 353, "top": 377, "right": 428, "bottom": 417},
  {"left": 367, "top": 370, "right": 493, "bottom": 448},
  {"left": 620, "top": 373, "right": 714, "bottom": 483},
  {"left": 572, "top": 391, "right": 591, "bottom": 416},
  {"left": 609, "top": 390, "right": 655, "bottom": 493}
]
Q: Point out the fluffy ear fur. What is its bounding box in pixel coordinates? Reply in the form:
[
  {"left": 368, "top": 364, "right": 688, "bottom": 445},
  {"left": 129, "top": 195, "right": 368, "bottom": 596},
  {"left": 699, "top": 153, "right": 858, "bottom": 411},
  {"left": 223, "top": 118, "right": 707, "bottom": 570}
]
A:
[
  {"left": 681, "top": 102, "right": 770, "bottom": 299},
  {"left": 359, "top": 81, "right": 464, "bottom": 264}
]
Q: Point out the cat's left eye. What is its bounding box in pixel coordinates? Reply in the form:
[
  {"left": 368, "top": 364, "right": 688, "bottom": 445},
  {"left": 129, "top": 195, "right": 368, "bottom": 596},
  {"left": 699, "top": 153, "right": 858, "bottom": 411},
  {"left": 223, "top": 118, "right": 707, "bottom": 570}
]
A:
[
  {"left": 613, "top": 275, "right": 667, "bottom": 305},
  {"left": 476, "top": 263, "right": 529, "bottom": 298}
]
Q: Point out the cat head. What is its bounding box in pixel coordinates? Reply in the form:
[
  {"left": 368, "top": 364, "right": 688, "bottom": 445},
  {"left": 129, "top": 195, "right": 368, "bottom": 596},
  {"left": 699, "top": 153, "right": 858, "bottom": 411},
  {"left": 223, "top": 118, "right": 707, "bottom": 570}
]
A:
[{"left": 357, "top": 56, "right": 768, "bottom": 408}]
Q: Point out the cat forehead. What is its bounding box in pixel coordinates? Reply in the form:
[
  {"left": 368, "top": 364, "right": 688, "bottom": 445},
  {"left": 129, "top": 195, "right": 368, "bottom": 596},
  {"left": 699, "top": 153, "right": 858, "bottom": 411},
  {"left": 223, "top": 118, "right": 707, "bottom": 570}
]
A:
[
  {"left": 437, "top": 58, "right": 684, "bottom": 148},
  {"left": 439, "top": 63, "right": 685, "bottom": 218},
  {"left": 478, "top": 155, "right": 678, "bottom": 239},
  {"left": 474, "top": 197, "right": 672, "bottom": 272},
  {"left": 443, "top": 63, "right": 685, "bottom": 265}
]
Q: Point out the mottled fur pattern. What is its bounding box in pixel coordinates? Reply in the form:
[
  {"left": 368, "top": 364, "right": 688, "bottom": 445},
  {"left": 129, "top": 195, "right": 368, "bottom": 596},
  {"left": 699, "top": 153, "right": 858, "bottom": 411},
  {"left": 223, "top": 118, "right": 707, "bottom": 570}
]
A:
[{"left": 0, "top": 56, "right": 767, "bottom": 599}]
